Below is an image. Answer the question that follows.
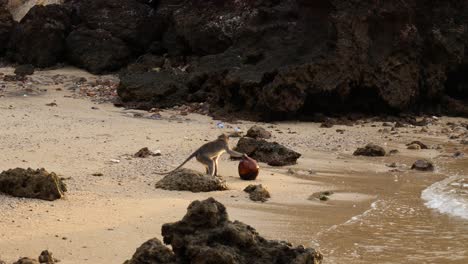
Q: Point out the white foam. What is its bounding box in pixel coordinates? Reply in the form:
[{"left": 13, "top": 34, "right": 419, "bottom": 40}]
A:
[{"left": 421, "top": 175, "right": 468, "bottom": 220}]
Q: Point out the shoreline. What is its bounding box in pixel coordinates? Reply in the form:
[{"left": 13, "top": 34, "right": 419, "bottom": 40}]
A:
[{"left": 0, "top": 67, "right": 467, "bottom": 263}]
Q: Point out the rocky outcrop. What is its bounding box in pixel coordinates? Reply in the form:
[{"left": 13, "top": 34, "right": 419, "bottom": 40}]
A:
[
  {"left": 234, "top": 137, "right": 301, "bottom": 166},
  {"left": 0, "top": 168, "right": 67, "bottom": 201},
  {"left": 155, "top": 168, "right": 228, "bottom": 192},
  {"left": 66, "top": 27, "right": 131, "bottom": 74},
  {"left": 125, "top": 197, "right": 323, "bottom": 264},
  {"left": 0, "top": 6, "right": 14, "bottom": 55},
  {"left": 117, "top": 0, "right": 468, "bottom": 120},
  {"left": 353, "top": 143, "right": 386, "bottom": 157},
  {"left": 7, "top": 4, "right": 71, "bottom": 67}
]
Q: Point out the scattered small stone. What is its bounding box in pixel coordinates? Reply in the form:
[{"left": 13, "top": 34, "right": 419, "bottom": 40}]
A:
[
  {"left": 46, "top": 102, "right": 58, "bottom": 107},
  {"left": 244, "top": 184, "right": 270, "bottom": 202},
  {"left": 134, "top": 147, "right": 158, "bottom": 158},
  {"left": 411, "top": 160, "right": 434, "bottom": 171},
  {"left": 461, "top": 139, "right": 468, "bottom": 145},
  {"left": 246, "top": 125, "right": 272, "bottom": 139},
  {"left": 386, "top": 162, "right": 398, "bottom": 168},
  {"left": 336, "top": 129, "right": 345, "bottom": 134},
  {"left": 453, "top": 151, "right": 464, "bottom": 158},
  {"left": 353, "top": 143, "right": 386, "bottom": 157},
  {"left": 92, "top": 173, "right": 103, "bottom": 177},
  {"left": 394, "top": 121, "right": 406, "bottom": 128},
  {"left": 382, "top": 122, "right": 392, "bottom": 127},
  {"left": 110, "top": 159, "right": 120, "bottom": 163},
  {"left": 38, "top": 250, "right": 58, "bottom": 263}
]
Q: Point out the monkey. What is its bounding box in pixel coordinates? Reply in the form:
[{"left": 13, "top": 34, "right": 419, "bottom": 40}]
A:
[{"left": 154, "top": 134, "right": 247, "bottom": 177}]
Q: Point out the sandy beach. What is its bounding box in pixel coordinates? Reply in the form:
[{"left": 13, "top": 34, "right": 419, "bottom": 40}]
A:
[{"left": 0, "top": 67, "right": 467, "bottom": 263}]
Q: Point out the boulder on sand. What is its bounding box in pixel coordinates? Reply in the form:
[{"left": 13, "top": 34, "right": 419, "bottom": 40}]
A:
[
  {"left": 246, "top": 125, "right": 272, "bottom": 139},
  {"left": 125, "top": 197, "right": 323, "bottom": 264},
  {"left": 244, "top": 184, "right": 270, "bottom": 202},
  {"left": 406, "top": 140, "right": 428, "bottom": 149},
  {"left": 0, "top": 6, "right": 14, "bottom": 55},
  {"left": 155, "top": 168, "right": 227, "bottom": 192},
  {"left": 7, "top": 4, "right": 71, "bottom": 67},
  {"left": 411, "top": 160, "right": 434, "bottom": 171},
  {"left": 353, "top": 143, "right": 386, "bottom": 157},
  {"left": 234, "top": 137, "right": 301, "bottom": 166},
  {"left": 0, "top": 168, "right": 67, "bottom": 201}
]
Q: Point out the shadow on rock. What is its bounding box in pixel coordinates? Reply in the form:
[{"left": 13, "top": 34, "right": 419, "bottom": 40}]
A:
[{"left": 125, "top": 197, "right": 323, "bottom": 264}]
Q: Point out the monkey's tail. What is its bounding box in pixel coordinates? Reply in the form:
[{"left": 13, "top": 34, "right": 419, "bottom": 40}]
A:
[{"left": 153, "top": 151, "right": 197, "bottom": 175}]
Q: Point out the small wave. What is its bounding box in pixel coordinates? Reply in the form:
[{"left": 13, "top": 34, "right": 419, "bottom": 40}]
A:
[{"left": 421, "top": 175, "right": 468, "bottom": 220}]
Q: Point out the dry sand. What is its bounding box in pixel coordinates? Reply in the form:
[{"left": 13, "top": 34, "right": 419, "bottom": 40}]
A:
[{"left": 0, "top": 67, "right": 467, "bottom": 263}]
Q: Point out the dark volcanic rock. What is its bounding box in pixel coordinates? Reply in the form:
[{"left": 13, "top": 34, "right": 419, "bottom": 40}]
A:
[
  {"left": 406, "top": 140, "right": 429, "bottom": 149},
  {"left": 234, "top": 137, "right": 301, "bottom": 166},
  {"left": 14, "top": 64, "right": 34, "bottom": 76},
  {"left": 66, "top": 27, "right": 131, "bottom": 74},
  {"left": 0, "top": 6, "right": 14, "bottom": 55},
  {"left": 246, "top": 125, "right": 272, "bottom": 139},
  {"left": 115, "top": 0, "right": 468, "bottom": 120},
  {"left": 244, "top": 184, "right": 270, "bottom": 202},
  {"left": 124, "top": 238, "right": 176, "bottom": 264},
  {"left": 125, "top": 197, "right": 323, "bottom": 264},
  {"left": 155, "top": 168, "right": 228, "bottom": 192},
  {"left": 353, "top": 143, "right": 386, "bottom": 157},
  {"left": 411, "top": 160, "right": 435, "bottom": 171},
  {"left": 118, "top": 70, "right": 188, "bottom": 108},
  {"left": 0, "top": 168, "right": 67, "bottom": 201},
  {"left": 38, "top": 250, "right": 57, "bottom": 264},
  {"left": 7, "top": 5, "right": 71, "bottom": 67},
  {"left": 67, "top": 0, "right": 163, "bottom": 52}
]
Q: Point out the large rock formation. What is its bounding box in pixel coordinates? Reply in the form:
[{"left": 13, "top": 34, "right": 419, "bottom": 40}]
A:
[
  {"left": 125, "top": 197, "right": 323, "bottom": 264},
  {"left": 155, "top": 168, "right": 228, "bottom": 192},
  {"left": 0, "top": 6, "right": 14, "bottom": 55},
  {"left": 117, "top": 0, "right": 468, "bottom": 120},
  {"left": 0, "top": 168, "right": 67, "bottom": 201},
  {"left": 7, "top": 4, "right": 71, "bottom": 67}
]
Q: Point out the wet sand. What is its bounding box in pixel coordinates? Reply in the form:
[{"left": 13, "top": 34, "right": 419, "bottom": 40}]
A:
[{"left": 0, "top": 67, "right": 467, "bottom": 263}]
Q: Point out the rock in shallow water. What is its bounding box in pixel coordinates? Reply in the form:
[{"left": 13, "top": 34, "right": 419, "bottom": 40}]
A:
[
  {"left": 234, "top": 137, "right": 301, "bottom": 166},
  {"left": 125, "top": 197, "right": 323, "bottom": 264},
  {"left": 0, "top": 168, "right": 67, "bottom": 201},
  {"left": 155, "top": 168, "right": 227, "bottom": 192}
]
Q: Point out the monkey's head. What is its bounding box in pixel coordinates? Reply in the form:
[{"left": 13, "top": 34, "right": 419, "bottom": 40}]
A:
[{"left": 218, "top": 134, "right": 229, "bottom": 141}]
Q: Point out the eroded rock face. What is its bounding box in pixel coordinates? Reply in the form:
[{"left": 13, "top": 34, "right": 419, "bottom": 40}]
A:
[
  {"left": 234, "top": 137, "right": 301, "bottom": 166},
  {"left": 126, "top": 197, "right": 323, "bottom": 264},
  {"left": 0, "top": 168, "right": 67, "bottom": 201},
  {"left": 0, "top": 6, "right": 14, "bottom": 55},
  {"left": 66, "top": 27, "right": 131, "bottom": 74},
  {"left": 155, "top": 168, "right": 228, "bottom": 192},
  {"left": 67, "top": 0, "right": 163, "bottom": 52},
  {"left": 124, "top": 238, "right": 176, "bottom": 264},
  {"left": 353, "top": 143, "right": 386, "bottom": 157},
  {"left": 7, "top": 4, "right": 71, "bottom": 67},
  {"left": 117, "top": 0, "right": 468, "bottom": 119}
]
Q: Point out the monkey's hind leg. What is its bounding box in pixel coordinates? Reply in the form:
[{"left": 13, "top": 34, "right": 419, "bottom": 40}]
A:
[
  {"left": 213, "top": 156, "right": 220, "bottom": 176},
  {"left": 196, "top": 155, "right": 215, "bottom": 177}
]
